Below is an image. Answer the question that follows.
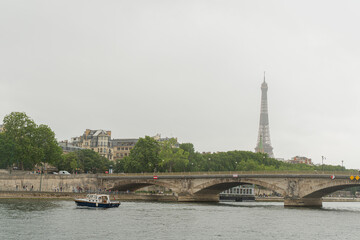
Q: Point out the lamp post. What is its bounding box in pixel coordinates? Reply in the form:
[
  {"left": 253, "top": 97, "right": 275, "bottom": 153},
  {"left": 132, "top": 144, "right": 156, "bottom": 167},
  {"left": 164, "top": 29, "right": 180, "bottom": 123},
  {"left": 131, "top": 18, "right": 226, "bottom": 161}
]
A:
[
  {"left": 39, "top": 163, "right": 43, "bottom": 192},
  {"left": 321, "top": 156, "right": 326, "bottom": 172}
]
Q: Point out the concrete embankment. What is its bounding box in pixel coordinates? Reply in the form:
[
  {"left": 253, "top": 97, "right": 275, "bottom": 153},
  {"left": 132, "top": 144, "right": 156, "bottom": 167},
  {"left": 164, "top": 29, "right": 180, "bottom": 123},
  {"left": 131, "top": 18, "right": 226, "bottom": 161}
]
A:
[
  {"left": 322, "top": 197, "right": 360, "bottom": 202},
  {"left": 0, "top": 173, "right": 98, "bottom": 192},
  {"left": 0, "top": 191, "right": 84, "bottom": 199},
  {"left": 0, "top": 191, "right": 178, "bottom": 202},
  {"left": 255, "top": 197, "right": 360, "bottom": 202}
]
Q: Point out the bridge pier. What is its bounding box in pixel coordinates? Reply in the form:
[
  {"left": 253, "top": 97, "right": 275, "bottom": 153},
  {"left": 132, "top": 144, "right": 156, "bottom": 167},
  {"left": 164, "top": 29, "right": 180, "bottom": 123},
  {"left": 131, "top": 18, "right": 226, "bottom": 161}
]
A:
[
  {"left": 177, "top": 193, "right": 219, "bottom": 202},
  {"left": 284, "top": 198, "right": 322, "bottom": 208}
]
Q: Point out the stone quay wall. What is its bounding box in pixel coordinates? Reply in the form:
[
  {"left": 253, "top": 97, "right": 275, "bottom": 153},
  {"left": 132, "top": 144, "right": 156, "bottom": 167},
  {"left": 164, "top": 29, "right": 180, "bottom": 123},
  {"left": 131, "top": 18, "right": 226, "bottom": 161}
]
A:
[{"left": 0, "top": 174, "right": 98, "bottom": 192}]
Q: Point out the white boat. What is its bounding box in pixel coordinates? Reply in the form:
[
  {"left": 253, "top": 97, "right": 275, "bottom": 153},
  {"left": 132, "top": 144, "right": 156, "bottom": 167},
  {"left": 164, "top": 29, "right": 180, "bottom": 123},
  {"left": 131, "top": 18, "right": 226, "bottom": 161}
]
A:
[{"left": 75, "top": 194, "right": 120, "bottom": 208}]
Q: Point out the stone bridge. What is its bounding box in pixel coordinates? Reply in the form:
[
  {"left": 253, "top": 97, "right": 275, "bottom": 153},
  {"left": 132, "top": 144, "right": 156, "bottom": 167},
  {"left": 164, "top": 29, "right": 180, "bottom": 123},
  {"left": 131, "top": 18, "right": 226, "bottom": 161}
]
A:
[{"left": 99, "top": 173, "right": 360, "bottom": 207}]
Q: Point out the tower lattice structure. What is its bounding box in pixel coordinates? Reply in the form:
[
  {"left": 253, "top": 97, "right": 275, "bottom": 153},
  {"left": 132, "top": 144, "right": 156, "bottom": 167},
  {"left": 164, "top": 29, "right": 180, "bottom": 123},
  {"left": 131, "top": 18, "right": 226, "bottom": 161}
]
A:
[{"left": 255, "top": 74, "right": 274, "bottom": 158}]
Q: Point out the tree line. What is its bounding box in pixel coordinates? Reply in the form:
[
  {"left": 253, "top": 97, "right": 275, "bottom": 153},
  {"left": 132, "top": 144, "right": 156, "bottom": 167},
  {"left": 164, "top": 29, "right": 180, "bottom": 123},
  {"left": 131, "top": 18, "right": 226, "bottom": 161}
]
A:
[
  {"left": 0, "top": 112, "right": 111, "bottom": 173},
  {"left": 114, "top": 136, "right": 347, "bottom": 173},
  {"left": 0, "top": 112, "right": 348, "bottom": 174}
]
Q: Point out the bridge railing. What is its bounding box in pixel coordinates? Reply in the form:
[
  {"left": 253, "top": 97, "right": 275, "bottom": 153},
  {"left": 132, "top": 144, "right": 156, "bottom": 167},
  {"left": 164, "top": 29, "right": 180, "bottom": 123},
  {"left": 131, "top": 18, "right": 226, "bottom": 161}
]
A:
[{"left": 99, "top": 170, "right": 359, "bottom": 177}]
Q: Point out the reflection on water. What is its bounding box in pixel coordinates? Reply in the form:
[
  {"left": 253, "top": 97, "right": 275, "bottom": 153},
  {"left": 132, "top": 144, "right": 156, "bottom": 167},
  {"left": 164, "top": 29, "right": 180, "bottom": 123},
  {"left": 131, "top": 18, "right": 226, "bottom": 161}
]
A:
[
  {"left": 220, "top": 201, "right": 360, "bottom": 213},
  {"left": 219, "top": 201, "right": 284, "bottom": 209},
  {"left": 1, "top": 200, "right": 360, "bottom": 240},
  {"left": 0, "top": 199, "right": 61, "bottom": 212}
]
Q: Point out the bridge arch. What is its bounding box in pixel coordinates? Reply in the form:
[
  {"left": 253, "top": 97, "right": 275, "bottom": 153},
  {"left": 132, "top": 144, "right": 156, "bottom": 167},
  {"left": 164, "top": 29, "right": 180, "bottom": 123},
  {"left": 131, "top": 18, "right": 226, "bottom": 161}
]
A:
[
  {"left": 193, "top": 178, "right": 287, "bottom": 196},
  {"left": 102, "top": 179, "right": 178, "bottom": 192},
  {"left": 303, "top": 183, "right": 360, "bottom": 198}
]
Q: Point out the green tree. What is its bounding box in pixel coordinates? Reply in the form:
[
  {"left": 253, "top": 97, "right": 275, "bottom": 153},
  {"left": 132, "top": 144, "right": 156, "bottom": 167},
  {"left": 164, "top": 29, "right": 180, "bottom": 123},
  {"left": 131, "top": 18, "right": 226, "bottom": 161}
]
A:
[
  {"left": 123, "top": 156, "right": 143, "bottom": 173},
  {"left": 33, "top": 124, "right": 62, "bottom": 169},
  {"left": 56, "top": 149, "right": 111, "bottom": 174},
  {"left": 114, "top": 158, "right": 125, "bottom": 173},
  {"left": 56, "top": 152, "right": 79, "bottom": 173},
  {"left": 123, "top": 136, "right": 160, "bottom": 173},
  {"left": 77, "top": 149, "right": 110, "bottom": 173},
  {"left": 0, "top": 133, "right": 16, "bottom": 169},
  {"left": 3, "top": 112, "right": 37, "bottom": 169},
  {"left": 159, "top": 139, "right": 189, "bottom": 172},
  {"left": 2, "top": 112, "right": 62, "bottom": 170},
  {"left": 179, "top": 143, "right": 195, "bottom": 155},
  {"left": 180, "top": 143, "right": 202, "bottom": 171}
]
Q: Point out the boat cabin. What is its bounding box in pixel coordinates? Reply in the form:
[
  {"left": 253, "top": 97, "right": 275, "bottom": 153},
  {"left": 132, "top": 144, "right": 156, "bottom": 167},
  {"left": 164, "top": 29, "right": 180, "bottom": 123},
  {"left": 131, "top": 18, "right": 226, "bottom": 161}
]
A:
[{"left": 86, "top": 194, "right": 110, "bottom": 204}]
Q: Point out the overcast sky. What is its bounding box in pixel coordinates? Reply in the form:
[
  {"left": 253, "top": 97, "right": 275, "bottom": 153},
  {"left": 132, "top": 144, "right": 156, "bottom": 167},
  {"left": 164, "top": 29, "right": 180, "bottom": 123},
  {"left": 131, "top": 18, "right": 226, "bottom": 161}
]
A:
[{"left": 1, "top": 1, "right": 360, "bottom": 168}]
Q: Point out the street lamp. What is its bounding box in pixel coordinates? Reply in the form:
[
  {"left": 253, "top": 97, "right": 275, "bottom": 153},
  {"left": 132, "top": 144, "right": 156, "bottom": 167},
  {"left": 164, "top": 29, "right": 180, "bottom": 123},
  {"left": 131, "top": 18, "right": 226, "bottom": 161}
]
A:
[{"left": 321, "top": 156, "right": 326, "bottom": 172}]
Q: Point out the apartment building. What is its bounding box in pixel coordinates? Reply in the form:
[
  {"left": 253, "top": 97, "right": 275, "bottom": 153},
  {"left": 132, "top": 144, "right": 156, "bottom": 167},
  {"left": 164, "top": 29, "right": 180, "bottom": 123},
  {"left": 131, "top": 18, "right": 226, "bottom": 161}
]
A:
[
  {"left": 68, "top": 130, "right": 178, "bottom": 162},
  {"left": 58, "top": 140, "right": 84, "bottom": 153},
  {"left": 288, "top": 156, "right": 312, "bottom": 165},
  {"left": 71, "top": 129, "right": 113, "bottom": 160},
  {"left": 111, "top": 138, "right": 138, "bottom": 161}
]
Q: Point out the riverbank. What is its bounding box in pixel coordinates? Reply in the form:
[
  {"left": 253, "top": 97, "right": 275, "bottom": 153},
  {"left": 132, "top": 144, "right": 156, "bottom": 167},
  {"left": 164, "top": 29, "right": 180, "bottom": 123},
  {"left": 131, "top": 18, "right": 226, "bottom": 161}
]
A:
[
  {"left": 0, "top": 191, "right": 177, "bottom": 201},
  {"left": 1, "top": 191, "right": 360, "bottom": 203}
]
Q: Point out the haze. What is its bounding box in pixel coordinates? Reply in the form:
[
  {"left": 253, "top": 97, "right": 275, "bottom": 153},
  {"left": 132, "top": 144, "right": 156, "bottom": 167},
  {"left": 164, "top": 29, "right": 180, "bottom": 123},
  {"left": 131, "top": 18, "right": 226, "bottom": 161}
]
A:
[{"left": 1, "top": 1, "right": 359, "bottom": 169}]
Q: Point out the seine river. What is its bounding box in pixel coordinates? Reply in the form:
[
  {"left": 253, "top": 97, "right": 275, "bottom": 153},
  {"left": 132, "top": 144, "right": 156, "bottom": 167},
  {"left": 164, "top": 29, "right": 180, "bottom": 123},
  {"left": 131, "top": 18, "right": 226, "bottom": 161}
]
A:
[{"left": 1, "top": 199, "right": 359, "bottom": 240}]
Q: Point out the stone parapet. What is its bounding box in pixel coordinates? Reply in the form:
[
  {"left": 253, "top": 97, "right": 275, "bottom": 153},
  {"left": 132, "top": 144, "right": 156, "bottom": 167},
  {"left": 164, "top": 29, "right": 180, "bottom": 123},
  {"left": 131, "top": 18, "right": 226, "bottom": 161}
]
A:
[{"left": 0, "top": 174, "right": 98, "bottom": 192}]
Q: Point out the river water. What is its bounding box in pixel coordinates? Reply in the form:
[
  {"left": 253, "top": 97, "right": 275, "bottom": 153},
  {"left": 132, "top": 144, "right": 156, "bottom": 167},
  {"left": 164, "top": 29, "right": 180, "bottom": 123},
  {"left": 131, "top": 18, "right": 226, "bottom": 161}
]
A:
[{"left": 0, "top": 199, "right": 359, "bottom": 240}]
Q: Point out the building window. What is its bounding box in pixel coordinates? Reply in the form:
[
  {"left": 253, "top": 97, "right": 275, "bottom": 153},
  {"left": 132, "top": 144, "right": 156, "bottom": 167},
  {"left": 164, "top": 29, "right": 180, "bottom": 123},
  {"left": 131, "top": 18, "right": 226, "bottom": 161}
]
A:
[
  {"left": 125, "top": 147, "right": 128, "bottom": 150},
  {"left": 117, "top": 147, "right": 120, "bottom": 150}
]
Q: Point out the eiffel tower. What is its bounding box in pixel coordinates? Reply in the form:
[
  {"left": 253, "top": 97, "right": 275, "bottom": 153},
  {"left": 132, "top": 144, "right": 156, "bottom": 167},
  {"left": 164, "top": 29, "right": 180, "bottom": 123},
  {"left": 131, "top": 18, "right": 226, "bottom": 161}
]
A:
[{"left": 255, "top": 73, "right": 274, "bottom": 158}]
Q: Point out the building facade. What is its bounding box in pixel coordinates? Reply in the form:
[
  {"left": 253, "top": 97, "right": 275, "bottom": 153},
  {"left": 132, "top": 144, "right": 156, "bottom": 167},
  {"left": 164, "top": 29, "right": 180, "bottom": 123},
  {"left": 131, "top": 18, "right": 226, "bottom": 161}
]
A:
[
  {"left": 58, "top": 140, "right": 84, "bottom": 153},
  {"left": 288, "top": 156, "right": 312, "bottom": 165},
  {"left": 68, "top": 130, "right": 178, "bottom": 162},
  {"left": 111, "top": 138, "right": 138, "bottom": 161},
  {"left": 153, "top": 134, "right": 180, "bottom": 148},
  {"left": 71, "top": 129, "right": 113, "bottom": 160}
]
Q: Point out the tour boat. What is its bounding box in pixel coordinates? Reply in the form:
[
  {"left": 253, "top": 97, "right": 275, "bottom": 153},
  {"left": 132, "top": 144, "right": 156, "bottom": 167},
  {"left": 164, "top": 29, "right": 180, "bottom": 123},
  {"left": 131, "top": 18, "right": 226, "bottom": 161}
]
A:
[
  {"left": 219, "top": 185, "right": 256, "bottom": 202},
  {"left": 75, "top": 194, "right": 120, "bottom": 208}
]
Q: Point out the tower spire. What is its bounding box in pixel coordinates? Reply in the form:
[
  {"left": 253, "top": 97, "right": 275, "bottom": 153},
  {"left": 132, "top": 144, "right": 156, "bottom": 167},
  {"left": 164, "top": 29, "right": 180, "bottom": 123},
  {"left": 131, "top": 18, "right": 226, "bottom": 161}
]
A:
[
  {"left": 263, "top": 71, "right": 266, "bottom": 82},
  {"left": 255, "top": 73, "right": 274, "bottom": 157}
]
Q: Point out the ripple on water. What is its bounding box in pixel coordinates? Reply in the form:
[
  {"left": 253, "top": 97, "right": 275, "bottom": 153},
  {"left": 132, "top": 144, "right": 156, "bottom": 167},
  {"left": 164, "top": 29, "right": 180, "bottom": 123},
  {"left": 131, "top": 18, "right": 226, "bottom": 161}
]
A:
[{"left": 1, "top": 200, "right": 360, "bottom": 240}]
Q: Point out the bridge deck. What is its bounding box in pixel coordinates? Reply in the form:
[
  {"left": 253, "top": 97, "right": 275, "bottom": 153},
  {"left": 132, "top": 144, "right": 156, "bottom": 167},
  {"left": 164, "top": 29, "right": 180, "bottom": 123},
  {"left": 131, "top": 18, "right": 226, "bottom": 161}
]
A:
[{"left": 98, "top": 172, "right": 356, "bottom": 180}]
